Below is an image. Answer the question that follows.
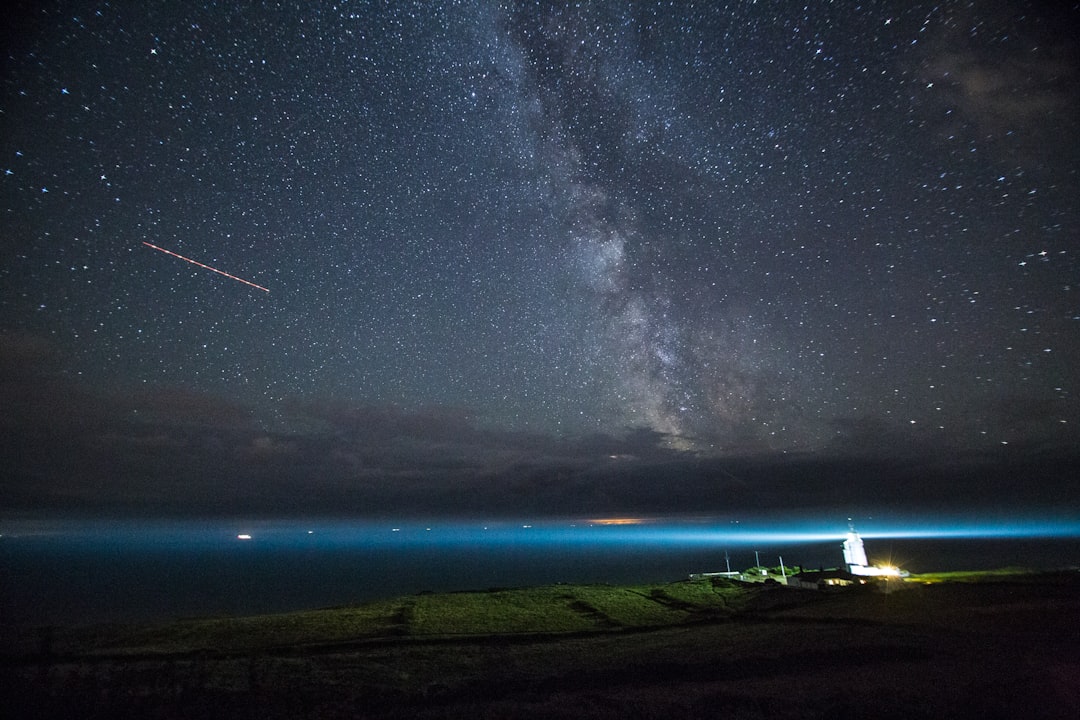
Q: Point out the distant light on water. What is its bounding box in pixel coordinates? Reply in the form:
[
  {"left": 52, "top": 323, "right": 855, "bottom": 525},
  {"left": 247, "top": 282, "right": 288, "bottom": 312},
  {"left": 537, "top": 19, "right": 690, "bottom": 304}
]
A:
[{"left": 2, "top": 514, "right": 1078, "bottom": 549}]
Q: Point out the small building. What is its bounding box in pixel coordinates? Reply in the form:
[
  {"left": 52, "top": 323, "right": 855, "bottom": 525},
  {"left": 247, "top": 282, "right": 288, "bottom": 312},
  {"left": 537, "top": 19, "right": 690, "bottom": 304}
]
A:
[
  {"left": 688, "top": 571, "right": 742, "bottom": 580},
  {"left": 786, "top": 569, "right": 868, "bottom": 590}
]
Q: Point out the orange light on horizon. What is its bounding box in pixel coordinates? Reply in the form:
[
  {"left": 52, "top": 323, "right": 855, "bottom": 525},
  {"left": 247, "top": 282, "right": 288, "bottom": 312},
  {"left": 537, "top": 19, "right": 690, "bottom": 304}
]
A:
[{"left": 588, "top": 517, "right": 648, "bottom": 526}]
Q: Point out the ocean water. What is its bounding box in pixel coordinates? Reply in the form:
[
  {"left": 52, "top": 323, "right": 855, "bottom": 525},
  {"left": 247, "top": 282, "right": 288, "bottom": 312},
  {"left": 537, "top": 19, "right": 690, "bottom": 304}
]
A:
[{"left": 2, "top": 517, "right": 1078, "bottom": 627}]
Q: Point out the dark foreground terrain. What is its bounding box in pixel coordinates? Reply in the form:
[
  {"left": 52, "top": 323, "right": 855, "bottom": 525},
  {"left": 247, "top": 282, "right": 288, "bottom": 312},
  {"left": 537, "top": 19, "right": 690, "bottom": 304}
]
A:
[{"left": 3, "top": 570, "right": 1079, "bottom": 719}]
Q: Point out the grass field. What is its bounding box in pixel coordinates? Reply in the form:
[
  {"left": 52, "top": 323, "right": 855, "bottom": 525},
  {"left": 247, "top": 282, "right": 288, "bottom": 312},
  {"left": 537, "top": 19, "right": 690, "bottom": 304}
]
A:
[
  {"left": 4, "top": 578, "right": 745, "bottom": 657},
  {"left": 3, "top": 569, "right": 1078, "bottom": 719},
  {"left": 905, "top": 566, "right": 1036, "bottom": 583}
]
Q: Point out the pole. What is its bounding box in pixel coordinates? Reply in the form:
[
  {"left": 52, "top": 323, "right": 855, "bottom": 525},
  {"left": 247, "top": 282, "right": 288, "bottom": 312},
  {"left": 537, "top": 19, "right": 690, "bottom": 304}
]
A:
[{"left": 779, "top": 555, "right": 786, "bottom": 579}]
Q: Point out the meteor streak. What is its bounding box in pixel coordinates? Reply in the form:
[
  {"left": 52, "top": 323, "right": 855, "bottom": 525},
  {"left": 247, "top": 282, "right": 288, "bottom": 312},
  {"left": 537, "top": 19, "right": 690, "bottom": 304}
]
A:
[{"left": 142, "top": 242, "right": 269, "bottom": 292}]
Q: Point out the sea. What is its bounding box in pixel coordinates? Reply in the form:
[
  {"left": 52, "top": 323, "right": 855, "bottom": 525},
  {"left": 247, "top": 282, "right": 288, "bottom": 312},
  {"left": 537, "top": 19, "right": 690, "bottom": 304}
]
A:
[{"left": 2, "top": 516, "right": 1079, "bottom": 627}]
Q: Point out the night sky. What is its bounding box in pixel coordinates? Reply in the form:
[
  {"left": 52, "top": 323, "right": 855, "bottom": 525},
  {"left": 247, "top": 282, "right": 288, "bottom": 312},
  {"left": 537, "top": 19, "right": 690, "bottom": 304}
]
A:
[{"left": 2, "top": 1, "right": 1078, "bottom": 518}]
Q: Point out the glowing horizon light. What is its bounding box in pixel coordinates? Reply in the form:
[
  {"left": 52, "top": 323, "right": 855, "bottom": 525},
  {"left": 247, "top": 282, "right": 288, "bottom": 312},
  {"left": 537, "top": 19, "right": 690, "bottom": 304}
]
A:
[{"left": 5, "top": 515, "right": 1078, "bottom": 551}]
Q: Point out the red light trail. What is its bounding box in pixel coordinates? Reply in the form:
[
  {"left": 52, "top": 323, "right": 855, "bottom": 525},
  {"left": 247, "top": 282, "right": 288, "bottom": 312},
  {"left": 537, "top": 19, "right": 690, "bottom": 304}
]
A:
[{"left": 142, "top": 242, "right": 269, "bottom": 293}]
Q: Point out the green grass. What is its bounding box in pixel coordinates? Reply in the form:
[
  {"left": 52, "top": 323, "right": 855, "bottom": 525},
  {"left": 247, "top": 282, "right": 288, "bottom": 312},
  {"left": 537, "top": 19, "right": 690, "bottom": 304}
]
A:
[
  {"left": 408, "top": 586, "right": 593, "bottom": 635},
  {"left": 15, "top": 571, "right": 1054, "bottom": 660},
  {"left": 67, "top": 599, "right": 406, "bottom": 656},
  {"left": 402, "top": 580, "right": 738, "bottom": 636},
  {"left": 904, "top": 567, "right": 1036, "bottom": 584},
  {"left": 18, "top": 579, "right": 744, "bottom": 658}
]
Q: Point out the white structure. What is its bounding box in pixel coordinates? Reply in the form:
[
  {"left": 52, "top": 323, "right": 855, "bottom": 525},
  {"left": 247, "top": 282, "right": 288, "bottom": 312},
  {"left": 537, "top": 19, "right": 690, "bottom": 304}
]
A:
[
  {"left": 843, "top": 526, "right": 903, "bottom": 577},
  {"left": 842, "top": 528, "right": 869, "bottom": 572}
]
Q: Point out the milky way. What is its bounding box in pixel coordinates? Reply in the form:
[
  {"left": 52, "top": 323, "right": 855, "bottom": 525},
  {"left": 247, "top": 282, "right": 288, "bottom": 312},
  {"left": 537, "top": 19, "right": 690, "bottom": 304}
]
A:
[{"left": 1, "top": 0, "right": 1078, "bottom": 481}]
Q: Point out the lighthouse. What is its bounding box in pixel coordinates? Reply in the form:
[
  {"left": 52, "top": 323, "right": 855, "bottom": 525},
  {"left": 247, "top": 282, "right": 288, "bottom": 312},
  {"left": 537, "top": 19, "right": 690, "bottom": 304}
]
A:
[
  {"left": 842, "top": 526, "right": 870, "bottom": 575},
  {"left": 842, "top": 526, "right": 904, "bottom": 577}
]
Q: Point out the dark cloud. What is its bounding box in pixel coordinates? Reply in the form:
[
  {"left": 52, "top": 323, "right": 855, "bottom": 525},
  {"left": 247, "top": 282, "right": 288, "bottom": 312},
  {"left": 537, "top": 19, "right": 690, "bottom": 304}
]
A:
[
  {"left": 121, "top": 386, "right": 256, "bottom": 430},
  {"left": 3, "top": 332, "right": 1077, "bottom": 518},
  {"left": 915, "top": 3, "right": 1080, "bottom": 165},
  {"left": 0, "top": 338, "right": 677, "bottom": 515}
]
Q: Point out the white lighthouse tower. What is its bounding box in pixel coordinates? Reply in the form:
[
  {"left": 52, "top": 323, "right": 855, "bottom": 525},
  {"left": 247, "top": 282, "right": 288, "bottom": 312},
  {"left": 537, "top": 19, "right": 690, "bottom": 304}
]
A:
[{"left": 842, "top": 526, "right": 870, "bottom": 575}]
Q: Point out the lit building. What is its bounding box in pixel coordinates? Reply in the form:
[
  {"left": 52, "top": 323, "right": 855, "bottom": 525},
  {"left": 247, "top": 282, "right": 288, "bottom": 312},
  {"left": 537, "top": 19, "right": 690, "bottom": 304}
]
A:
[
  {"left": 843, "top": 526, "right": 904, "bottom": 577},
  {"left": 843, "top": 527, "right": 869, "bottom": 573}
]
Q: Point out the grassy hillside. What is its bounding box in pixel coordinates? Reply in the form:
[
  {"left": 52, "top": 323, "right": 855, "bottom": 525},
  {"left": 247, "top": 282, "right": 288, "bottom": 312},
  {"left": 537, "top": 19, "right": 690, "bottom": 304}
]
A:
[
  {"left": 3, "top": 570, "right": 1078, "bottom": 719},
  {"left": 4, "top": 579, "right": 746, "bottom": 658}
]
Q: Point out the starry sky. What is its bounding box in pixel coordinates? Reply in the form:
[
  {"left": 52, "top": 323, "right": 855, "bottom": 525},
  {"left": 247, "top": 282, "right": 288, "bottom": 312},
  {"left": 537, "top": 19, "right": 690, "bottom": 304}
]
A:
[{"left": 2, "top": 1, "right": 1078, "bottom": 518}]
